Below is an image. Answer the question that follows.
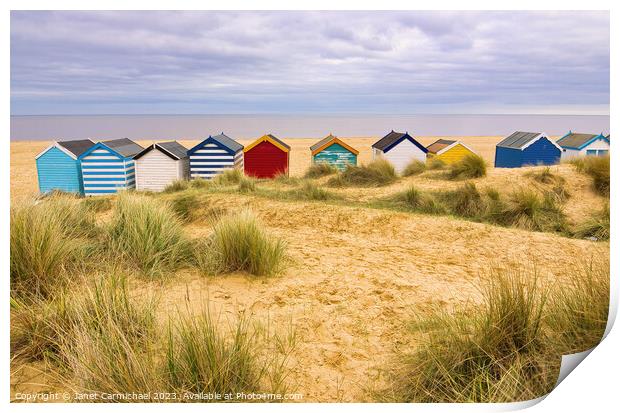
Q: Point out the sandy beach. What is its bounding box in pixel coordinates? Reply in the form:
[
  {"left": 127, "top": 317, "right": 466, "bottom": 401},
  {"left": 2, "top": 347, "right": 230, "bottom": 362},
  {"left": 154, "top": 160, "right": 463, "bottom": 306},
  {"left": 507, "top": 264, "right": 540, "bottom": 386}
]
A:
[{"left": 10, "top": 137, "right": 608, "bottom": 401}]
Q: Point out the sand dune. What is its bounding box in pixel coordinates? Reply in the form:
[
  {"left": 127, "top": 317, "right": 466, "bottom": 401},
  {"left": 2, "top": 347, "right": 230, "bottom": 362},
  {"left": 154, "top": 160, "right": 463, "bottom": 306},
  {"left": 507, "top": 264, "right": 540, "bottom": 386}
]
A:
[{"left": 9, "top": 138, "right": 608, "bottom": 402}]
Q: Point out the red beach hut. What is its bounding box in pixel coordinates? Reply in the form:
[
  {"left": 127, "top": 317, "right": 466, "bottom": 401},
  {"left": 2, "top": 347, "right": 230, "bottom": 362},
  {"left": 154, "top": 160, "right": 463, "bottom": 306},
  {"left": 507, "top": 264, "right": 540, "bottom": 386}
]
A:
[{"left": 243, "top": 134, "right": 290, "bottom": 178}]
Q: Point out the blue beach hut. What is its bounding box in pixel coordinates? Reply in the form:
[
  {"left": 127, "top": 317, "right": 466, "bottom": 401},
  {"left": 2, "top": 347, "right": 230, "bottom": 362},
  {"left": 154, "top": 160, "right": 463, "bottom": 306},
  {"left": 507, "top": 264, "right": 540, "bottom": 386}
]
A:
[
  {"left": 494, "top": 131, "right": 561, "bottom": 168},
  {"left": 78, "top": 138, "right": 144, "bottom": 196},
  {"left": 35, "top": 139, "right": 94, "bottom": 195},
  {"left": 188, "top": 133, "right": 244, "bottom": 179}
]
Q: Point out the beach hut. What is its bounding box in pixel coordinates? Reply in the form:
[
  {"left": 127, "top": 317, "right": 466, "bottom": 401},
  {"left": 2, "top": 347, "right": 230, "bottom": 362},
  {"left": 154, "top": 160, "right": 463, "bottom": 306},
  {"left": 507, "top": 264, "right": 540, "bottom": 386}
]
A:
[
  {"left": 426, "top": 139, "right": 477, "bottom": 164},
  {"left": 309, "top": 134, "right": 359, "bottom": 170},
  {"left": 134, "top": 141, "right": 189, "bottom": 191},
  {"left": 371, "top": 130, "right": 427, "bottom": 173},
  {"left": 78, "top": 138, "right": 144, "bottom": 196},
  {"left": 244, "top": 134, "right": 290, "bottom": 178},
  {"left": 187, "top": 133, "right": 244, "bottom": 179},
  {"left": 494, "top": 131, "right": 561, "bottom": 168},
  {"left": 35, "top": 139, "right": 94, "bottom": 195},
  {"left": 556, "top": 131, "right": 610, "bottom": 160}
]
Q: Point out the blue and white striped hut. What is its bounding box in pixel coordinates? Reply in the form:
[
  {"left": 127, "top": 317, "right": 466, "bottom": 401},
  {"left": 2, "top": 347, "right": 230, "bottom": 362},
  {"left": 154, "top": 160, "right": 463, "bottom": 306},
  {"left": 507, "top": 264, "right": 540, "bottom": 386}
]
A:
[
  {"left": 78, "top": 138, "right": 144, "bottom": 196},
  {"left": 188, "top": 133, "right": 244, "bottom": 179}
]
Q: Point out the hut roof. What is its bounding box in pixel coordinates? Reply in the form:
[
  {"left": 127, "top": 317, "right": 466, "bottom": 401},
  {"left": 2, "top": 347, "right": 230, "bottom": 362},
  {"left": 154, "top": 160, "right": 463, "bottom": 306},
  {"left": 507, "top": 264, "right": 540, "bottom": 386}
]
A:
[
  {"left": 101, "top": 138, "right": 144, "bottom": 157},
  {"left": 556, "top": 132, "right": 608, "bottom": 150},
  {"left": 35, "top": 139, "right": 95, "bottom": 160},
  {"left": 310, "top": 134, "right": 359, "bottom": 156},
  {"left": 58, "top": 139, "right": 95, "bottom": 157},
  {"left": 496, "top": 131, "right": 542, "bottom": 149},
  {"left": 427, "top": 139, "right": 477, "bottom": 156},
  {"left": 426, "top": 139, "right": 456, "bottom": 154},
  {"left": 157, "top": 141, "right": 188, "bottom": 159},
  {"left": 134, "top": 141, "right": 188, "bottom": 160},
  {"left": 244, "top": 134, "right": 290, "bottom": 153},
  {"left": 211, "top": 133, "right": 243, "bottom": 152},
  {"left": 372, "top": 130, "right": 427, "bottom": 153},
  {"left": 497, "top": 131, "right": 562, "bottom": 151}
]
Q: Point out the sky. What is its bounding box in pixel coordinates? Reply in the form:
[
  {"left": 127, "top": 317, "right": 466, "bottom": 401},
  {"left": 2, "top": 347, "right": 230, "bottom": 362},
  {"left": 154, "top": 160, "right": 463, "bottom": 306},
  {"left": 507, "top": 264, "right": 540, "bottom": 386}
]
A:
[{"left": 10, "top": 11, "right": 610, "bottom": 115}]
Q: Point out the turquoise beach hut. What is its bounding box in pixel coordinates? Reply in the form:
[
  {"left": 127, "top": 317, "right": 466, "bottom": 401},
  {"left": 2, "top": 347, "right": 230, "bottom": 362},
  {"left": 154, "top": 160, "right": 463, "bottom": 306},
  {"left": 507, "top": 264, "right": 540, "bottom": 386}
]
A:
[
  {"left": 310, "top": 134, "right": 359, "bottom": 170},
  {"left": 35, "top": 139, "right": 94, "bottom": 195}
]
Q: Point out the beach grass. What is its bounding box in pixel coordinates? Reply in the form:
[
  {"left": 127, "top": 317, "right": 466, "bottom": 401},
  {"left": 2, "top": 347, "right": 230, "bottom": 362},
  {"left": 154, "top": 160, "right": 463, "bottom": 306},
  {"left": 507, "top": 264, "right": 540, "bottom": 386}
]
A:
[
  {"left": 568, "top": 155, "right": 609, "bottom": 196},
  {"left": 108, "top": 192, "right": 191, "bottom": 276},
  {"left": 402, "top": 160, "right": 426, "bottom": 177},
  {"left": 383, "top": 266, "right": 548, "bottom": 402},
  {"left": 163, "top": 180, "right": 190, "bottom": 193},
  {"left": 304, "top": 163, "right": 338, "bottom": 179},
  {"left": 194, "top": 210, "right": 286, "bottom": 277},
  {"left": 448, "top": 154, "right": 487, "bottom": 179},
  {"left": 214, "top": 169, "right": 244, "bottom": 186},
  {"left": 170, "top": 192, "right": 202, "bottom": 223},
  {"left": 382, "top": 257, "right": 610, "bottom": 402},
  {"left": 427, "top": 158, "right": 446, "bottom": 170},
  {"left": 238, "top": 177, "right": 257, "bottom": 193},
  {"left": 10, "top": 198, "right": 97, "bottom": 299},
  {"left": 327, "top": 159, "right": 397, "bottom": 187},
  {"left": 574, "top": 203, "right": 610, "bottom": 241}
]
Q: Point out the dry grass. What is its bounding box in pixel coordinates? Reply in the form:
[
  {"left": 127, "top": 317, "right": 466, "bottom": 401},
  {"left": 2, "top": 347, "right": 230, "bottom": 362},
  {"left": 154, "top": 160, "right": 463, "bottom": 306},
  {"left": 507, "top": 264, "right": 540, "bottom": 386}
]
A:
[
  {"left": 190, "top": 177, "right": 212, "bottom": 189},
  {"left": 213, "top": 169, "right": 244, "bottom": 186},
  {"left": 194, "top": 210, "right": 286, "bottom": 277},
  {"left": 170, "top": 192, "right": 203, "bottom": 223},
  {"left": 12, "top": 272, "right": 293, "bottom": 401},
  {"left": 165, "top": 310, "right": 291, "bottom": 399},
  {"left": 444, "top": 183, "right": 486, "bottom": 218},
  {"left": 392, "top": 186, "right": 444, "bottom": 214},
  {"left": 547, "top": 257, "right": 609, "bottom": 353},
  {"left": 383, "top": 266, "right": 548, "bottom": 402},
  {"left": 163, "top": 179, "right": 190, "bottom": 193},
  {"left": 526, "top": 167, "right": 561, "bottom": 185},
  {"left": 108, "top": 193, "right": 191, "bottom": 276},
  {"left": 327, "top": 159, "right": 397, "bottom": 187},
  {"left": 569, "top": 155, "right": 610, "bottom": 196},
  {"left": 427, "top": 158, "right": 446, "bottom": 170},
  {"left": 304, "top": 163, "right": 338, "bottom": 179},
  {"left": 383, "top": 258, "right": 608, "bottom": 402},
  {"left": 10, "top": 198, "right": 98, "bottom": 299},
  {"left": 574, "top": 203, "right": 610, "bottom": 241},
  {"left": 402, "top": 160, "right": 426, "bottom": 177},
  {"left": 238, "top": 177, "right": 257, "bottom": 193},
  {"left": 448, "top": 154, "right": 487, "bottom": 179},
  {"left": 290, "top": 181, "right": 339, "bottom": 201},
  {"left": 492, "top": 189, "right": 568, "bottom": 233}
]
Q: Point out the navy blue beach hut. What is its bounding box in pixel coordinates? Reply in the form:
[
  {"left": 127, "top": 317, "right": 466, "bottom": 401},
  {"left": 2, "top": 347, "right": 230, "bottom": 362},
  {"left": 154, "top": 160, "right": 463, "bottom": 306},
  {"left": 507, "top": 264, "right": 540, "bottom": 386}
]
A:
[
  {"left": 78, "top": 138, "right": 144, "bottom": 196},
  {"left": 494, "top": 131, "right": 562, "bottom": 168},
  {"left": 35, "top": 139, "right": 94, "bottom": 195},
  {"left": 188, "top": 133, "right": 244, "bottom": 179}
]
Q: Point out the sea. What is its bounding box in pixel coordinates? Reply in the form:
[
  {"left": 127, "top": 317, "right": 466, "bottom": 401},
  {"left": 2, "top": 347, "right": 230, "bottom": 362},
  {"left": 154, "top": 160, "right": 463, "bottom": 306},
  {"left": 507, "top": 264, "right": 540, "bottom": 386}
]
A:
[{"left": 10, "top": 114, "right": 610, "bottom": 141}]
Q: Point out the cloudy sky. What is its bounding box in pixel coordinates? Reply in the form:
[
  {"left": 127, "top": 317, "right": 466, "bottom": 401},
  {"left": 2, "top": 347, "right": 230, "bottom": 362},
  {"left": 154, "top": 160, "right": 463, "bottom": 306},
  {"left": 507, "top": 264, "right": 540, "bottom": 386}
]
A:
[{"left": 10, "top": 11, "right": 609, "bottom": 115}]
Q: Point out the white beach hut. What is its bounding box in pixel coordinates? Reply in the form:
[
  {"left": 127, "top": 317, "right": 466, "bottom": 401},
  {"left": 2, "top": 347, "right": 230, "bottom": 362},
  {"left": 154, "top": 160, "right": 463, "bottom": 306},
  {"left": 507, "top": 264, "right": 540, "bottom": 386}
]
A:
[
  {"left": 557, "top": 131, "right": 610, "bottom": 160},
  {"left": 371, "top": 130, "right": 428, "bottom": 173},
  {"left": 134, "top": 141, "right": 189, "bottom": 192}
]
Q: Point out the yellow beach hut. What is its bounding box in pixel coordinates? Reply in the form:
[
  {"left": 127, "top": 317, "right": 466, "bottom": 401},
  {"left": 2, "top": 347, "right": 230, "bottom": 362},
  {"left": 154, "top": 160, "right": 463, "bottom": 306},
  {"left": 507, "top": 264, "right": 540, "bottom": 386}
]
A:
[{"left": 426, "top": 139, "right": 477, "bottom": 164}]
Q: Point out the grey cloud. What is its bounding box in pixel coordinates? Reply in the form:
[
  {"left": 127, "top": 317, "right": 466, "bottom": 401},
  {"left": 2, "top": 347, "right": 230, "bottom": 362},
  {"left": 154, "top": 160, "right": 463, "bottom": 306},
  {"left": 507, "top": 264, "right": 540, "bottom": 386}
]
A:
[{"left": 10, "top": 10, "right": 609, "bottom": 114}]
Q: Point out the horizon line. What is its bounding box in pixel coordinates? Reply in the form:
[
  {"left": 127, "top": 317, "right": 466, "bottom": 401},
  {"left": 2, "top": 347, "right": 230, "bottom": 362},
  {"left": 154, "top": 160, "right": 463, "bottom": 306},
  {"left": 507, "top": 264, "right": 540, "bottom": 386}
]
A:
[{"left": 10, "top": 112, "right": 611, "bottom": 117}]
